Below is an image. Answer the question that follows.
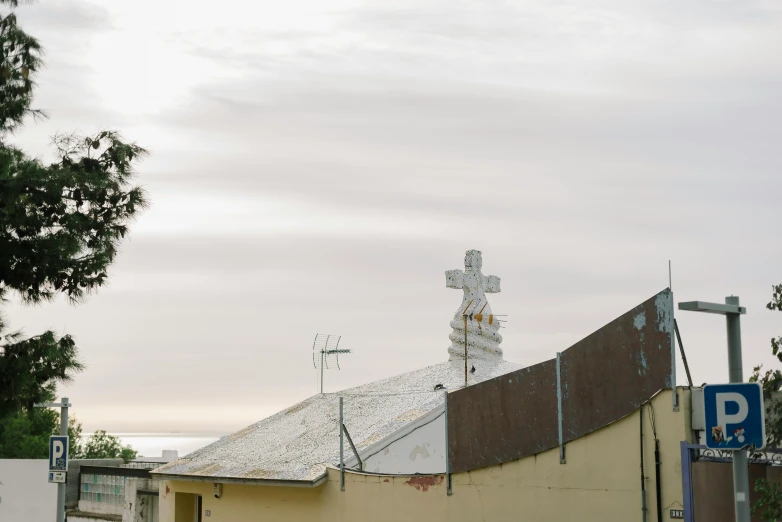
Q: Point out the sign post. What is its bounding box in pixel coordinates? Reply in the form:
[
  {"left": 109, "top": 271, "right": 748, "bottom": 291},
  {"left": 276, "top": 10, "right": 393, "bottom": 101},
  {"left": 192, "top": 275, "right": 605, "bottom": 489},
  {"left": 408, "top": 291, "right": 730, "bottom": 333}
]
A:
[
  {"left": 680, "top": 297, "right": 750, "bottom": 522},
  {"left": 35, "top": 397, "right": 71, "bottom": 522}
]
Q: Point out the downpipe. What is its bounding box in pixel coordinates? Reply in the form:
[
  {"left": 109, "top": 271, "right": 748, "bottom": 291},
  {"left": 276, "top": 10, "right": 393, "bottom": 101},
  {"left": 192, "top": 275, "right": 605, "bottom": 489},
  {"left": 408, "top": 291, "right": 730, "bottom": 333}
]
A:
[
  {"left": 640, "top": 407, "right": 647, "bottom": 522},
  {"left": 655, "top": 439, "right": 662, "bottom": 522}
]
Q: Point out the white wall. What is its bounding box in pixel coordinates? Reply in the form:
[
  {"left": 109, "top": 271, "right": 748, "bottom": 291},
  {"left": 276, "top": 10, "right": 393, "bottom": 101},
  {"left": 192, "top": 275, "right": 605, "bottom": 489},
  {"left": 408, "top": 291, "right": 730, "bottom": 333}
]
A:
[
  {"left": 0, "top": 459, "right": 58, "bottom": 522},
  {"left": 123, "top": 477, "right": 160, "bottom": 522},
  {"left": 363, "top": 413, "right": 446, "bottom": 474}
]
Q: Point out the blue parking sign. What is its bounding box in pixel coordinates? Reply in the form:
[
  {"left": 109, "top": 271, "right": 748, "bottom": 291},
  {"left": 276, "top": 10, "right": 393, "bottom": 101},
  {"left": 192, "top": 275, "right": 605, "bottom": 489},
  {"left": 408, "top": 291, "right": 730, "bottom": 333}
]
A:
[
  {"left": 49, "top": 435, "right": 69, "bottom": 472},
  {"left": 704, "top": 383, "right": 766, "bottom": 450}
]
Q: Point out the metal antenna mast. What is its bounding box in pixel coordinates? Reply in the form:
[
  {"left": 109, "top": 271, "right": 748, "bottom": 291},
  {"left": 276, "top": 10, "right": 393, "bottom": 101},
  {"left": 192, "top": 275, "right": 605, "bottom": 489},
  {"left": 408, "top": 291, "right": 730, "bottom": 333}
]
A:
[
  {"left": 461, "top": 299, "right": 506, "bottom": 388},
  {"left": 313, "top": 334, "right": 351, "bottom": 393},
  {"left": 462, "top": 300, "right": 474, "bottom": 388}
]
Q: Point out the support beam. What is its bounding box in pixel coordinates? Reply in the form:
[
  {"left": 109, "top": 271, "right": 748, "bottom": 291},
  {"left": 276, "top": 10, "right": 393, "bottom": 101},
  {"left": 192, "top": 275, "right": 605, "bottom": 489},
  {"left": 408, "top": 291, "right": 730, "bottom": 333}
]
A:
[
  {"left": 341, "top": 424, "right": 362, "bottom": 471},
  {"left": 674, "top": 319, "right": 694, "bottom": 388}
]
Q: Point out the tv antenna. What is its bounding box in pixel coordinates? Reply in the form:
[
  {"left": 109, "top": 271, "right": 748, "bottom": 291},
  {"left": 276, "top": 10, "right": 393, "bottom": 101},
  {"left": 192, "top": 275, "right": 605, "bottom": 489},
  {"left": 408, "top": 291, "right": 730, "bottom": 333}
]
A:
[{"left": 313, "top": 334, "right": 351, "bottom": 394}]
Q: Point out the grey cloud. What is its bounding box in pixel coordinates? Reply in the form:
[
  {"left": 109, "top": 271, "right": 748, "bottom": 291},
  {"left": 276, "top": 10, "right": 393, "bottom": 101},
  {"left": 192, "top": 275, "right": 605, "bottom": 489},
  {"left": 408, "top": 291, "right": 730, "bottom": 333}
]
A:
[
  {"left": 144, "top": 77, "right": 779, "bottom": 233},
  {"left": 18, "top": 0, "right": 112, "bottom": 31},
  {"left": 3, "top": 0, "right": 781, "bottom": 434},
  {"left": 9, "top": 1, "right": 129, "bottom": 157}
]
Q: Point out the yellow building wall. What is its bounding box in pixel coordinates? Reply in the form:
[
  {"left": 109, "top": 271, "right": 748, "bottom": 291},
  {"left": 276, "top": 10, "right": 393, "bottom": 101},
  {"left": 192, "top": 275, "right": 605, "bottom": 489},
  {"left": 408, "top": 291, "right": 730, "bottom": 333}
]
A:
[
  {"left": 174, "top": 492, "right": 197, "bottom": 521},
  {"left": 160, "top": 389, "right": 692, "bottom": 522}
]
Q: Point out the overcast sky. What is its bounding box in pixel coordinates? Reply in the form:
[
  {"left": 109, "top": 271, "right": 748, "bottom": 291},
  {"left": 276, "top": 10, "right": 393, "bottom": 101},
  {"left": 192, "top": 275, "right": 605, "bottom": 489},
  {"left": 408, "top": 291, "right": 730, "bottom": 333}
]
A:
[{"left": 4, "top": 0, "right": 781, "bottom": 433}]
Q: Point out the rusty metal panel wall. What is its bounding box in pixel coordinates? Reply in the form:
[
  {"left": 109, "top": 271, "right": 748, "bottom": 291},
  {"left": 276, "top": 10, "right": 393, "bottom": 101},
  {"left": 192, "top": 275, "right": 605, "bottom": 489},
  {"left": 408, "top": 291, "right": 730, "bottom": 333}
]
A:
[
  {"left": 768, "top": 464, "right": 782, "bottom": 485},
  {"left": 448, "top": 359, "right": 558, "bottom": 473},
  {"left": 560, "top": 289, "right": 673, "bottom": 442},
  {"left": 447, "top": 289, "right": 673, "bottom": 473},
  {"left": 692, "top": 462, "right": 767, "bottom": 522}
]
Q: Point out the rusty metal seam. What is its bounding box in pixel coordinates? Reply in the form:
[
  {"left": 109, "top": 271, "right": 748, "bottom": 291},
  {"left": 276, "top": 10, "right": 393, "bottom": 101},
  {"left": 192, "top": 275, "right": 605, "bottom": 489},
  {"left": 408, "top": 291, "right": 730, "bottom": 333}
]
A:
[{"left": 557, "top": 351, "right": 565, "bottom": 464}]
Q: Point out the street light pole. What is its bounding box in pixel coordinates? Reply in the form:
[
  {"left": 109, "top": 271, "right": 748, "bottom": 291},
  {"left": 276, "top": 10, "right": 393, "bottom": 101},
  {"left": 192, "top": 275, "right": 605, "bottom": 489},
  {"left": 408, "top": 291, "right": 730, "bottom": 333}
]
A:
[
  {"left": 724, "top": 297, "right": 750, "bottom": 522},
  {"left": 57, "top": 397, "right": 68, "bottom": 522},
  {"left": 35, "top": 397, "right": 70, "bottom": 522},
  {"left": 679, "top": 296, "right": 749, "bottom": 522},
  {"left": 725, "top": 296, "right": 744, "bottom": 383}
]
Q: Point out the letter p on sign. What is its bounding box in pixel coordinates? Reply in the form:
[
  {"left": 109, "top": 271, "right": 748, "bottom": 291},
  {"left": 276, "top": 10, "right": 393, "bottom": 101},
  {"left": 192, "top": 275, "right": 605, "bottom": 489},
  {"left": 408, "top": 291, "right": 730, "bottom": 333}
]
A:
[
  {"left": 49, "top": 435, "right": 69, "bottom": 472},
  {"left": 716, "top": 392, "right": 749, "bottom": 430},
  {"left": 704, "top": 383, "right": 765, "bottom": 450},
  {"left": 52, "top": 440, "right": 63, "bottom": 458}
]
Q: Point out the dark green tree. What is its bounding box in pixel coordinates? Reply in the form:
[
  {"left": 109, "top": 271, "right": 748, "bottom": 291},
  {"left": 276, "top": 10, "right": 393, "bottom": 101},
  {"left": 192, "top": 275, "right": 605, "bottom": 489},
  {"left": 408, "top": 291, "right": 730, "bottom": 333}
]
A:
[
  {"left": 750, "top": 284, "right": 782, "bottom": 521},
  {"left": 0, "top": 388, "right": 138, "bottom": 462},
  {"left": 754, "top": 477, "right": 782, "bottom": 522},
  {"left": 769, "top": 284, "right": 782, "bottom": 362},
  {"left": 81, "top": 430, "right": 137, "bottom": 463},
  {"left": 0, "top": 389, "right": 83, "bottom": 459},
  {"left": 0, "top": 0, "right": 147, "bottom": 416}
]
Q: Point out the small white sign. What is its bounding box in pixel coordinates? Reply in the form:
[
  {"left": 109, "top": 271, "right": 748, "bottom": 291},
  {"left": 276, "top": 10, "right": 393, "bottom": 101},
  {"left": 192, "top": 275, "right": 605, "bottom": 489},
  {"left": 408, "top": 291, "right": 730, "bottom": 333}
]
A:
[
  {"left": 670, "top": 509, "right": 684, "bottom": 519},
  {"left": 737, "top": 492, "right": 746, "bottom": 502},
  {"left": 48, "top": 472, "right": 66, "bottom": 483}
]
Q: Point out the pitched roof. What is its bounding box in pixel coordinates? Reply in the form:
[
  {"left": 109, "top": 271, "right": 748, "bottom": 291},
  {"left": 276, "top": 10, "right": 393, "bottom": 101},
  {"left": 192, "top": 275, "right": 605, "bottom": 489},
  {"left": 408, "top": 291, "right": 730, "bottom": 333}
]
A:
[{"left": 152, "top": 356, "right": 521, "bottom": 483}]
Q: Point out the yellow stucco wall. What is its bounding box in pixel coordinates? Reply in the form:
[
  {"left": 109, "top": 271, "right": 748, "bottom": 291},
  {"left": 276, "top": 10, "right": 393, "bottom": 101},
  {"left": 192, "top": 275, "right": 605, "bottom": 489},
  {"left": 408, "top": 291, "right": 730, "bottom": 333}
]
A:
[{"left": 159, "top": 389, "right": 692, "bottom": 522}]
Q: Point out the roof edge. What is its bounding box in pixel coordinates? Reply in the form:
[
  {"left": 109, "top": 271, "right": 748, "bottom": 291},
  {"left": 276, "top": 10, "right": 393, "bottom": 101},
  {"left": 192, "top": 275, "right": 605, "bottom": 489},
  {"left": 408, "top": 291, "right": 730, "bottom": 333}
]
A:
[
  {"left": 150, "top": 471, "right": 328, "bottom": 489},
  {"left": 344, "top": 403, "right": 445, "bottom": 469}
]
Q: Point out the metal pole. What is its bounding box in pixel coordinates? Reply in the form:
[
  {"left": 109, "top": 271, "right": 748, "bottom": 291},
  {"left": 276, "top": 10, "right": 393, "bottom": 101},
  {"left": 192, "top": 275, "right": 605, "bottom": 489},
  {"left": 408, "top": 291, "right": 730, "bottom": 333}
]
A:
[
  {"left": 654, "top": 438, "right": 663, "bottom": 522},
  {"left": 671, "top": 290, "right": 679, "bottom": 411},
  {"left": 339, "top": 396, "right": 344, "bottom": 492},
  {"left": 556, "top": 352, "right": 565, "bottom": 464},
  {"left": 57, "top": 397, "right": 68, "bottom": 522},
  {"left": 463, "top": 315, "right": 468, "bottom": 387},
  {"left": 640, "top": 406, "right": 647, "bottom": 522},
  {"left": 726, "top": 296, "right": 744, "bottom": 383},
  {"left": 444, "top": 391, "right": 451, "bottom": 496},
  {"left": 725, "top": 296, "right": 750, "bottom": 522},
  {"left": 322, "top": 335, "right": 331, "bottom": 394}
]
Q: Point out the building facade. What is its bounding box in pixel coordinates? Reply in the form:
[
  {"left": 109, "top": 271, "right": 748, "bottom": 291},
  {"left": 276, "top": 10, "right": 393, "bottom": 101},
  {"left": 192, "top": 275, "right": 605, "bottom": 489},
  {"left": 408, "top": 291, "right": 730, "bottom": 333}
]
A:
[
  {"left": 159, "top": 389, "right": 691, "bottom": 522},
  {"left": 153, "top": 252, "right": 686, "bottom": 521}
]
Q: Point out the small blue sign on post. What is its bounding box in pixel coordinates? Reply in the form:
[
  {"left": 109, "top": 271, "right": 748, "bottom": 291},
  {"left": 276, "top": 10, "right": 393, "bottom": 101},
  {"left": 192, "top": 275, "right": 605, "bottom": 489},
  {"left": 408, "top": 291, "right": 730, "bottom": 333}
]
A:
[
  {"left": 704, "top": 383, "right": 766, "bottom": 450},
  {"left": 49, "top": 435, "right": 69, "bottom": 472}
]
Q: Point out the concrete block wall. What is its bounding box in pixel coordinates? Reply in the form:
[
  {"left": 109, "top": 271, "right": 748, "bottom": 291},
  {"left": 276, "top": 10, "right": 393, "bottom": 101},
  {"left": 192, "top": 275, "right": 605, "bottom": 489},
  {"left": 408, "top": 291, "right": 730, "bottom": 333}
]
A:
[{"left": 66, "top": 459, "right": 123, "bottom": 508}]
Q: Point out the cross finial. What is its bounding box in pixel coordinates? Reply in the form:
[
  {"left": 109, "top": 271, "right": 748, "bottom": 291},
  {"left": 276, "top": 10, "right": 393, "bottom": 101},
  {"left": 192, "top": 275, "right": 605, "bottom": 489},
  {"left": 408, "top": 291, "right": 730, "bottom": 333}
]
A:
[{"left": 445, "top": 250, "right": 503, "bottom": 362}]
